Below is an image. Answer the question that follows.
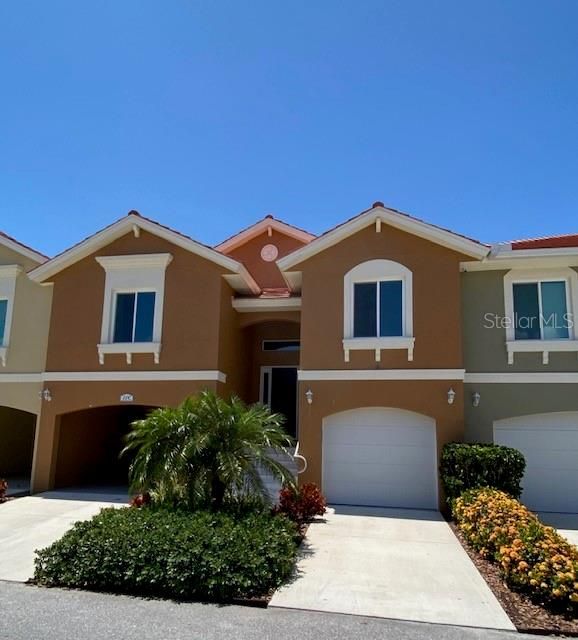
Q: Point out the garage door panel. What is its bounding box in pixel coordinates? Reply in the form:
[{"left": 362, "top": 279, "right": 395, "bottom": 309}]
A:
[
  {"left": 324, "top": 425, "right": 432, "bottom": 448},
  {"left": 323, "top": 408, "right": 437, "bottom": 510},
  {"left": 498, "top": 428, "right": 578, "bottom": 452},
  {"left": 325, "top": 443, "right": 433, "bottom": 467},
  {"left": 495, "top": 412, "right": 578, "bottom": 513}
]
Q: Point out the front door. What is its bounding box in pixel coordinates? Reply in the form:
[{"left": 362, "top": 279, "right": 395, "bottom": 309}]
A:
[{"left": 261, "top": 367, "right": 298, "bottom": 438}]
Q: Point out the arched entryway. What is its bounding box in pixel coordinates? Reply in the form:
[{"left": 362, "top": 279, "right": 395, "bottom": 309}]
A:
[
  {"left": 242, "top": 319, "right": 300, "bottom": 438},
  {"left": 322, "top": 407, "right": 438, "bottom": 509},
  {"left": 54, "top": 405, "right": 157, "bottom": 489},
  {"left": 0, "top": 406, "right": 37, "bottom": 492}
]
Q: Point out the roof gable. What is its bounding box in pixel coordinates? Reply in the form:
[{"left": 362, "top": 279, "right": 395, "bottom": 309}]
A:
[
  {"left": 0, "top": 230, "right": 48, "bottom": 266},
  {"left": 28, "top": 211, "right": 260, "bottom": 294},
  {"left": 277, "top": 203, "right": 489, "bottom": 271},
  {"left": 215, "top": 215, "right": 314, "bottom": 254}
]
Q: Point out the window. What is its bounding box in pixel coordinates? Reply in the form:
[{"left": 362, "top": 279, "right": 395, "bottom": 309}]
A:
[
  {"left": 353, "top": 280, "right": 403, "bottom": 338},
  {"left": 0, "top": 265, "right": 20, "bottom": 366},
  {"left": 96, "top": 253, "right": 172, "bottom": 364},
  {"left": 113, "top": 292, "right": 156, "bottom": 343},
  {"left": 513, "top": 281, "right": 569, "bottom": 340},
  {"left": 503, "top": 268, "right": 578, "bottom": 365},
  {"left": 262, "top": 340, "right": 300, "bottom": 352},
  {"left": 0, "top": 299, "right": 7, "bottom": 346},
  {"left": 343, "top": 259, "right": 414, "bottom": 362}
]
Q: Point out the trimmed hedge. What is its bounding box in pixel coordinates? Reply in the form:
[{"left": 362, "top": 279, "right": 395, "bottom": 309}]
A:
[
  {"left": 441, "top": 443, "right": 525, "bottom": 501},
  {"left": 454, "top": 488, "right": 578, "bottom": 613},
  {"left": 34, "top": 506, "right": 299, "bottom": 601}
]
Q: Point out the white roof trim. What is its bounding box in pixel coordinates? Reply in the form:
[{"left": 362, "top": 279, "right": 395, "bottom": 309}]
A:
[
  {"left": 298, "top": 369, "right": 465, "bottom": 381},
  {"left": 232, "top": 297, "right": 302, "bottom": 312},
  {"left": 277, "top": 206, "right": 489, "bottom": 270},
  {"left": 42, "top": 370, "right": 227, "bottom": 383},
  {"left": 28, "top": 214, "right": 260, "bottom": 294},
  {"left": 0, "top": 234, "right": 47, "bottom": 265},
  {"left": 465, "top": 372, "right": 578, "bottom": 383},
  {"left": 216, "top": 218, "right": 314, "bottom": 253}
]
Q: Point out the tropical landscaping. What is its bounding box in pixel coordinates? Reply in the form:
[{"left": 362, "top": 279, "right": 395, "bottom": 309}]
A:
[
  {"left": 442, "top": 442, "right": 578, "bottom": 634},
  {"left": 34, "top": 391, "right": 326, "bottom": 602}
]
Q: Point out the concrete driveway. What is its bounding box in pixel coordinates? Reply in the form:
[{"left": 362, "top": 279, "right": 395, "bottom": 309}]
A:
[
  {"left": 270, "top": 506, "right": 514, "bottom": 631},
  {"left": 0, "top": 489, "right": 127, "bottom": 582}
]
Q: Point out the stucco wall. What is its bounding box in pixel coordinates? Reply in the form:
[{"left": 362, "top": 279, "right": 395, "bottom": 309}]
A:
[
  {"left": 31, "top": 379, "right": 218, "bottom": 492},
  {"left": 464, "top": 382, "right": 578, "bottom": 442},
  {"left": 297, "top": 379, "right": 465, "bottom": 509},
  {"left": 296, "top": 223, "right": 469, "bottom": 370},
  {"left": 226, "top": 229, "right": 307, "bottom": 290},
  {"left": 44, "top": 230, "right": 227, "bottom": 372},
  {"left": 462, "top": 269, "right": 578, "bottom": 372}
]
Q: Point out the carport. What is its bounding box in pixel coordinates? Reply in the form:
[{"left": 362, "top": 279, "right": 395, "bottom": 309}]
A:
[
  {"left": 53, "top": 405, "right": 156, "bottom": 489},
  {"left": 0, "top": 406, "right": 36, "bottom": 494}
]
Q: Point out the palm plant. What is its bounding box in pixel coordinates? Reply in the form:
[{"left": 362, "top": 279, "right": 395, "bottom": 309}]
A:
[{"left": 122, "top": 390, "right": 296, "bottom": 509}]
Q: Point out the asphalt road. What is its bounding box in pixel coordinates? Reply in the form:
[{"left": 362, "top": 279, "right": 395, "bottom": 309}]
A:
[{"left": 0, "top": 582, "right": 543, "bottom": 640}]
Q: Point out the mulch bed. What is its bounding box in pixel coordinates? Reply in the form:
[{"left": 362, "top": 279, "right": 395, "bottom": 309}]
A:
[{"left": 450, "top": 522, "right": 578, "bottom": 636}]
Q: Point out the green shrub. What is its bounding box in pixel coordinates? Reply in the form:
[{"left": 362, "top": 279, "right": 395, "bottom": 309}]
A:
[
  {"left": 454, "top": 488, "right": 578, "bottom": 613},
  {"left": 34, "top": 506, "right": 299, "bottom": 601},
  {"left": 440, "top": 443, "right": 525, "bottom": 502}
]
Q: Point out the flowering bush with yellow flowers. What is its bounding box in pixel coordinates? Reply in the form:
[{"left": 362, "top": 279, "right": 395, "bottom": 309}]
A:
[{"left": 454, "top": 488, "right": 578, "bottom": 614}]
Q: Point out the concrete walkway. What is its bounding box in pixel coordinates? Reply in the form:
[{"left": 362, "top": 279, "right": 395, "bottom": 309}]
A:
[
  {"left": 270, "top": 506, "right": 514, "bottom": 631},
  {"left": 0, "top": 489, "right": 127, "bottom": 582}
]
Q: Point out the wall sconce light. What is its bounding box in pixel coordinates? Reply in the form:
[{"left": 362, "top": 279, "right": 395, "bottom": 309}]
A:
[
  {"left": 40, "top": 388, "right": 52, "bottom": 402},
  {"left": 305, "top": 389, "right": 313, "bottom": 405},
  {"left": 447, "top": 387, "right": 456, "bottom": 405},
  {"left": 472, "top": 392, "right": 481, "bottom": 408}
]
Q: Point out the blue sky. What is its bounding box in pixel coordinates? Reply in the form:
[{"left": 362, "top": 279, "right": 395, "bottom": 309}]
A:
[{"left": 1, "top": 1, "right": 577, "bottom": 256}]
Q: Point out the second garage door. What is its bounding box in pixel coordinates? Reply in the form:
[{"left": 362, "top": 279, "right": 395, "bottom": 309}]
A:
[
  {"left": 322, "top": 407, "right": 437, "bottom": 510},
  {"left": 495, "top": 412, "right": 578, "bottom": 513}
]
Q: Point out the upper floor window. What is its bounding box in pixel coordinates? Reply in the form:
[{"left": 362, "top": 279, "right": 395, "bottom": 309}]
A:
[
  {"left": 0, "top": 265, "right": 21, "bottom": 366},
  {"left": 0, "top": 299, "right": 7, "bottom": 346},
  {"left": 353, "top": 280, "right": 403, "bottom": 337},
  {"left": 96, "top": 253, "right": 172, "bottom": 364},
  {"left": 113, "top": 291, "right": 156, "bottom": 343},
  {"left": 343, "top": 260, "right": 414, "bottom": 362},
  {"left": 504, "top": 268, "right": 578, "bottom": 365},
  {"left": 513, "top": 280, "right": 569, "bottom": 340}
]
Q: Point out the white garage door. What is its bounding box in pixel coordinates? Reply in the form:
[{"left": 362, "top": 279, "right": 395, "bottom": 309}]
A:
[
  {"left": 322, "top": 408, "right": 437, "bottom": 510},
  {"left": 495, "top": 412, "right": 578, "bottom": 513}
]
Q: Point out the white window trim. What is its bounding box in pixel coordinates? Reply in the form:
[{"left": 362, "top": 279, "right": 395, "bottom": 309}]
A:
[
  {"left": 503, "top": 267, "right": 578, "bottom": 364},
  {"left": 343, "top": 259, "right": 414, "bottom": 362},
  {"left": 0, "top": 266, "right": 22, "bottom": 367},
  {"left": 96, "top": 253, "right": 172, "bottom": 365}
]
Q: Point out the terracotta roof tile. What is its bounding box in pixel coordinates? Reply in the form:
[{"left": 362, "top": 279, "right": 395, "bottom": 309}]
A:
[{"left": 511, "top": 233, "right": 578, "bottom": 250}]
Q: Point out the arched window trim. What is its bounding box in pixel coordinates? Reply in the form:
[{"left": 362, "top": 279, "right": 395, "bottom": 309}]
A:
[{"left": 343, "top": 259, "right": 414, "bottom": 362}]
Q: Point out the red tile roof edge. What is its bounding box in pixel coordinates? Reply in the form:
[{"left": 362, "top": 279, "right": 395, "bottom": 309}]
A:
[{"left": 510, "top": 233, "right": 578, "bottom": 250}]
